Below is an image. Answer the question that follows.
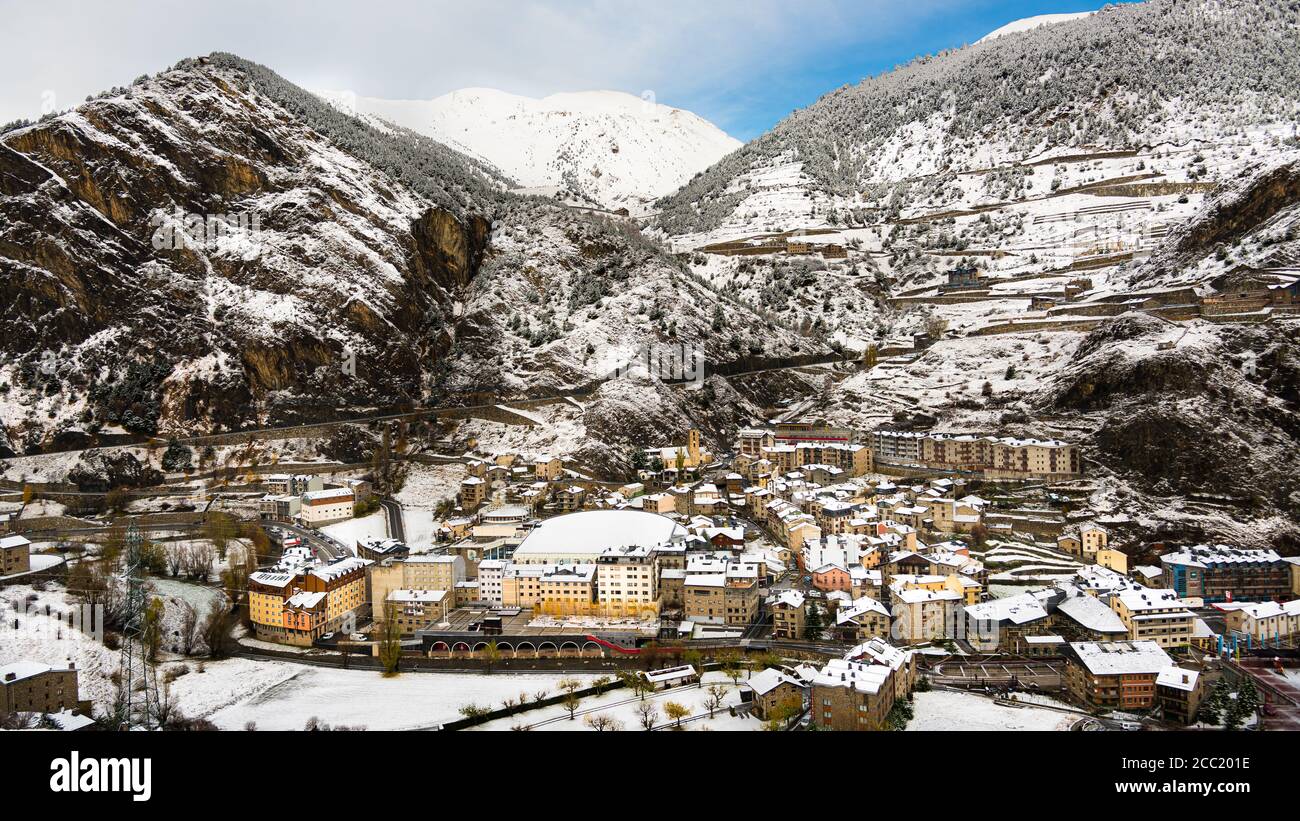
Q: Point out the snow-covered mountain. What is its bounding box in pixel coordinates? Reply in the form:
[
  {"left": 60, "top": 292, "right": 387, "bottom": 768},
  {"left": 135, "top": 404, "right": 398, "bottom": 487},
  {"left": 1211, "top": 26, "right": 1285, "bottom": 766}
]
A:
[
  {"left": 647, "top": 0, "right": 1300, "bottom": 549},
  {"left": 318, "top": 88, "right": 741, "bottom": 213},
  {"left": 976, "top": 11, "right": 1096, "bottom": 43},
  {"left": 0, "top": 54, "right": 814, "bottom": 469}
]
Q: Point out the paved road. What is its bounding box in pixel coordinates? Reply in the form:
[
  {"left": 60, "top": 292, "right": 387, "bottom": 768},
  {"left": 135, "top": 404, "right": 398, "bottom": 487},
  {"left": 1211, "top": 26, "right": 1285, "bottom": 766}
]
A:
[
  {"left": 268, "top": 521, "right": 353, "bottom": 562},
  {"left": 380, "top": 498, "right": 406, "bottom": 542}
]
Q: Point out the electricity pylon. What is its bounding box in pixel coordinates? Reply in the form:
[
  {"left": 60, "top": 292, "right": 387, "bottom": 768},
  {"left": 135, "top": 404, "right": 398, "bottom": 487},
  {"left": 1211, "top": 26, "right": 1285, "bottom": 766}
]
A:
[{"left": 116, "top": 521, "right": 161, "bottom": 729}]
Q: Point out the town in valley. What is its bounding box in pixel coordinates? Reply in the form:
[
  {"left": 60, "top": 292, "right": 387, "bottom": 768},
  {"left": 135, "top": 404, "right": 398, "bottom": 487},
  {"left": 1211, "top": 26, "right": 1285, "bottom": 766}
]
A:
[{"left": 2, "top": 0, "right": 1300, "bottom": 742}]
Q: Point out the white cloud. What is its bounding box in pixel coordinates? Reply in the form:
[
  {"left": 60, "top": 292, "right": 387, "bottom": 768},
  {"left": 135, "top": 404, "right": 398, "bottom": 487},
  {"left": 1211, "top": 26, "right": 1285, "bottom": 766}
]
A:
[{"left": 0, "top": 0, "right": 957, "bottom": 134}]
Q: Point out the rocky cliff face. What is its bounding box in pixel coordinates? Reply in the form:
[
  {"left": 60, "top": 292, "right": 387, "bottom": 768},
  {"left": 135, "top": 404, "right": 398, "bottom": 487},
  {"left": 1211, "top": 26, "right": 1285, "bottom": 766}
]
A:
[
  {"left": 1042, "top": 313, "right": 1300, "bottom": 549},
  {"left": 0, "top": 60, "right": 502, "bottom": 452}
]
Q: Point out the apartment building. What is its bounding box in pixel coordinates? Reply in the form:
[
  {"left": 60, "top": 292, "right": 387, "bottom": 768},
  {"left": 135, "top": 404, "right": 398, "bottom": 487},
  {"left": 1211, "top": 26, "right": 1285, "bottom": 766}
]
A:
[
  {"left": 369, "top": 555, "right": 466, "bottom": 616},
  {"left": 1160, "top": 544, "right": 1291, "bottom": 603},
  {"left": 459, "top": 477, "right": 488, "bottom": 511},
  {"left": 1081, "top": 524, "right": 1109, "bottom": 560},
  {"left": 1217, "top": 599, "right": 1300, "bottom": 644},
  {"left": 596, "top": 545, "right": 659, "bottom": 614},
  {"left": 1110, "top": 588, "right": 1195, "bottom": 648},
  {"left": 264, "top": 474, "right": 323, "bottom": 496},
  {"left": 811, "top": 658, "right": 899, "bottom": 731},
  {"left": 386, "top": 589, "right": 450, "bottom": 634},
  {"left": 963, "top": 591, "right": 1054, "bottom": 653},
  {"left": 794, "top": 442, "right": 872, "bottom": 476},
  {"left": 554, "top": 485, "right": 587, "bottom": 512},
  {"left": 871, "top": 431, "right": 1081, "bottom": 479},
  {"left": 0, "top": 661, "right": 81, "bottom": 716},
  {"left": 299, "top": 487, "right": 355, "bottom": 526},
  {"left": 1065, "top": 641, "right": 1175, "bottom": 712},
  {"left": 744, "top": 668, "right": 805, "bottom": 721},
  {"left": 476, "top": 559, "right": 506, "bottom": 606},
  {"left": 770, "top": 590, "right": 806, "bottom": 640},
  {"left": 501, "top": 563, "right": 550, "bottom": 609},
  {"left": 257, "top": 494, "right": 302, "bottom": 523},
  {"left": 1155, "top": 667, "right": 1203, "bottom": 725},
  {"left": 536, "top": 565, "right": 598, "bottom": 614},
  {"left": 812, "top": 563, "right": 852, "bottom": 594},
  {"left": 1, "top": 534, "right": 31, "bottom": 576},
  {"left": 737, "top": 428, "right": 775, "bottom": 457},
  {"left": 247, "top": 557, "right": 371, "bottom": 645},
  {"left": 683, "top": 568, "right": 759, "bottom": 627},
  {"left": 834, "top": 596, "right": 891, "bottom": 643}
]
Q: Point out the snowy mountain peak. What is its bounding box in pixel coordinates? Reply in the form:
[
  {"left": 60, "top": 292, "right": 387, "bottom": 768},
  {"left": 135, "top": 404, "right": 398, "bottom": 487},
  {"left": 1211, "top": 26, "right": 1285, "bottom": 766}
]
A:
[
  {"left": 977, "top": 11, "right": 1097, "bottom": 43},
  {"left": 316, "top": 87, "right": 741, "bottom": 213}
]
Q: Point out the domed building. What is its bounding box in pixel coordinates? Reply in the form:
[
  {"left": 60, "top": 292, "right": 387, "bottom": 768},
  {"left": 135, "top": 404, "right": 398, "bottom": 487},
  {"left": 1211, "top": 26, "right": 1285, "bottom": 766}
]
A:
[{"left": 511, "top": 509, "right": 687, "bottom": 565}]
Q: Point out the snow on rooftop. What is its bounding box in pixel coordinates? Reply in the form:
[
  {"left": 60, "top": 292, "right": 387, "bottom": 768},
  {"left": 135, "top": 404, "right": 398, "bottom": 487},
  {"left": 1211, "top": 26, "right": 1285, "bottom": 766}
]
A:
[
  {"left": 1056, "top": 592, "right": 1128, "bottom": 634},
  {"left": 1160, "top": 544, "right": 1283, "bottom": 568},
  {"left": 0, "top": 660, "right": 63, "bottom": 682},
  {"left": 1069, "top": 641, "right": 1174, "bottom": 676},
  {"left": 964, "top": 592, "right": 1050, "bottom": 625},
  {"left": 514, "top": 509, "right": 687, "bottom": 559},
  {"left": 1156, "top": 667, "right": 1200, "bottom": 692}
]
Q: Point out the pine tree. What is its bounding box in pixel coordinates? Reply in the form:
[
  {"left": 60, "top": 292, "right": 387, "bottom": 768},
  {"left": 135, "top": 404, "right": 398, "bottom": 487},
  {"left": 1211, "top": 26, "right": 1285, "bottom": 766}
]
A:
[{"left": 804, "top": 602, "right": 825, "bottom": 641}]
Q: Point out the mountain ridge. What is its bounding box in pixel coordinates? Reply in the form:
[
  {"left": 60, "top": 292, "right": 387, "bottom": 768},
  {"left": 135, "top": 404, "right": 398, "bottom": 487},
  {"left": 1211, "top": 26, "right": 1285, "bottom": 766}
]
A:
[{"left": 318, "top": 86, "right": 741, "bottom": 214}]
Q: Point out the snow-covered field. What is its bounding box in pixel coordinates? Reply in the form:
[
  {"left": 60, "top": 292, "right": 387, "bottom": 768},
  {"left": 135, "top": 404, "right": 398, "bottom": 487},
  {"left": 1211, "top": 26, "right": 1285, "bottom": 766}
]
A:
[
  {"left": 319, "top": 510, "right": 388, "bottom": 550},
  {"left": 206, "top": 665, "right": 602, "bottom": 730},
  {"left": 394, "top": 463, "right": 465, "bottom": 549},
  {"left": 468, "top": 670, "right": 760, "bottom": 732},
  {"left": 907, "top": 690, "right": 1076, "bottom": 731}
]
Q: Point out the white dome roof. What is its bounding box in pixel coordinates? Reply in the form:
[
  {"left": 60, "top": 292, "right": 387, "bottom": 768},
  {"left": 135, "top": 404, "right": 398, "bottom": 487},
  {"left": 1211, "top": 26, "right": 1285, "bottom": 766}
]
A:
[{"left": 514, "top": 510, "right": 686, "bottom": 559}]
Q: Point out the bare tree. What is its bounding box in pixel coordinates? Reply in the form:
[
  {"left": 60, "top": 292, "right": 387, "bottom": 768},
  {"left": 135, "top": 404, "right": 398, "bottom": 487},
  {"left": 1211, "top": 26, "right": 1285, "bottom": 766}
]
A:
[
  {"left": 635, "top": 701, "right": 659, "bottom": 731},
  {"left": 185, "top": 543, "right": 215, "bottom": 582},
  {"left": 562, "top": 691, "right": 581, "bottom": 721},
  {"left": 165, "top": 543, "right": 186, "bottom": 577},
  {"left": 584, "top": 713, "right": 624, "bottom": 732},
  {"left": 200, "top": 599, "right": 230, "bottom": 658},
  {"left": 704, "top": 684, "right": 727, "bottom": 718},
  {"left": 177, "top": 601, "right": 202, "bottom": 656},
  {"left": 150, "top": 678, "right": 181, "bottom": 728}
]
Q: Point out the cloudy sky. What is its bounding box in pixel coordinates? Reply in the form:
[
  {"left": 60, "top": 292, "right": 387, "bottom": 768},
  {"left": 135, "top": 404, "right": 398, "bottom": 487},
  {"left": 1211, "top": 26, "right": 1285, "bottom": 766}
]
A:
[{"left": 1, "top": 0, "right": 1117, "bottom": 139}]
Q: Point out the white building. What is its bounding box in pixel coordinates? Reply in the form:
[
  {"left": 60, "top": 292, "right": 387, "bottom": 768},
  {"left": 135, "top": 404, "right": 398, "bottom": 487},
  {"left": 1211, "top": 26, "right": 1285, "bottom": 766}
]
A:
[
  {"left": 511, "top": 509, "right": 686, "bottom": 565},
  {"left": 300, "top": 487, "right": 355, "bottom": 526},
  {"left": 476, "top": 559, "right": 507, "bottom": 607}
]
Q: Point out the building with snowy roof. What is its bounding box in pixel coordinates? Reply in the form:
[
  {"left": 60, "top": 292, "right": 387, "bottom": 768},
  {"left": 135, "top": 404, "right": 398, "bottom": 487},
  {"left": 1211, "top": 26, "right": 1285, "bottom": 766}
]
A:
[
  {"left": 744, "top": 668, "right": 806, "bottom": 721},
  {"left": 512, "top": 509, "right": 687, "bottom": 565},
  {"left": 1159, "top": 544, "right": 1290, "bottom": 603},
  {"left": 1, "top": 660, "right": 83, "bottom": 716},
  {"left": 1110, "top": 588, "right": 1195, "bottom": 648},
  {"left": 1065, "top": 640, "right": 1175, "bottom": 711}
]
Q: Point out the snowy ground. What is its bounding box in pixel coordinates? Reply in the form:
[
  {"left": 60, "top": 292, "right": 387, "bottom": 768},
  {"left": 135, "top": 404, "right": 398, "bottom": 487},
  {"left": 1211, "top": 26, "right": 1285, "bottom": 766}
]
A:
[
  {"left": 978, "top": 540, "right": 1083, "bottom": 586},
  {"left": 206, "top": 665, "right": 603, "bottom": 730},
  {"left": 468, "top": 670, "right": 761, "bottom": 731},
  {"left": 394, "top": 463, "right": 464, "bottom": 549},
  {"left": 319, "top": 510, "right": 389, "bottom": 550},
  {"left": 906, "top": 689, "right": 1076, "bottom": 731},
  {"left": 454, "top": 403, "right": 589, "bottom": 464}
]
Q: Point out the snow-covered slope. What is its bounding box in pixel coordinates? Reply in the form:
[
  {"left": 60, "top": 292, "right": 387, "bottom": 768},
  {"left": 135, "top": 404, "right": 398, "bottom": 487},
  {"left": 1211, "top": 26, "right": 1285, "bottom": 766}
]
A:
[
  {"left": 321, "top": 88, "right": 741, "bottom": 213},
  {"left": 977, "top": 11, "right": 1096, "bottom": 43}
]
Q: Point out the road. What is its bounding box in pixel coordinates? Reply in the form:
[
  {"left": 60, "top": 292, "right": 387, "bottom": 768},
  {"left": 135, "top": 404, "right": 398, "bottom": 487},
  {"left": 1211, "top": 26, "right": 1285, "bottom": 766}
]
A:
[
  {"left": 268, "top": 521, "right": 353, "bottom": 562},
  {"left": 380, "top": 498, "right": 406, "bottom": 542},
  {"left": 1, "top": 351, "right": 898, "bottom": 464}
]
